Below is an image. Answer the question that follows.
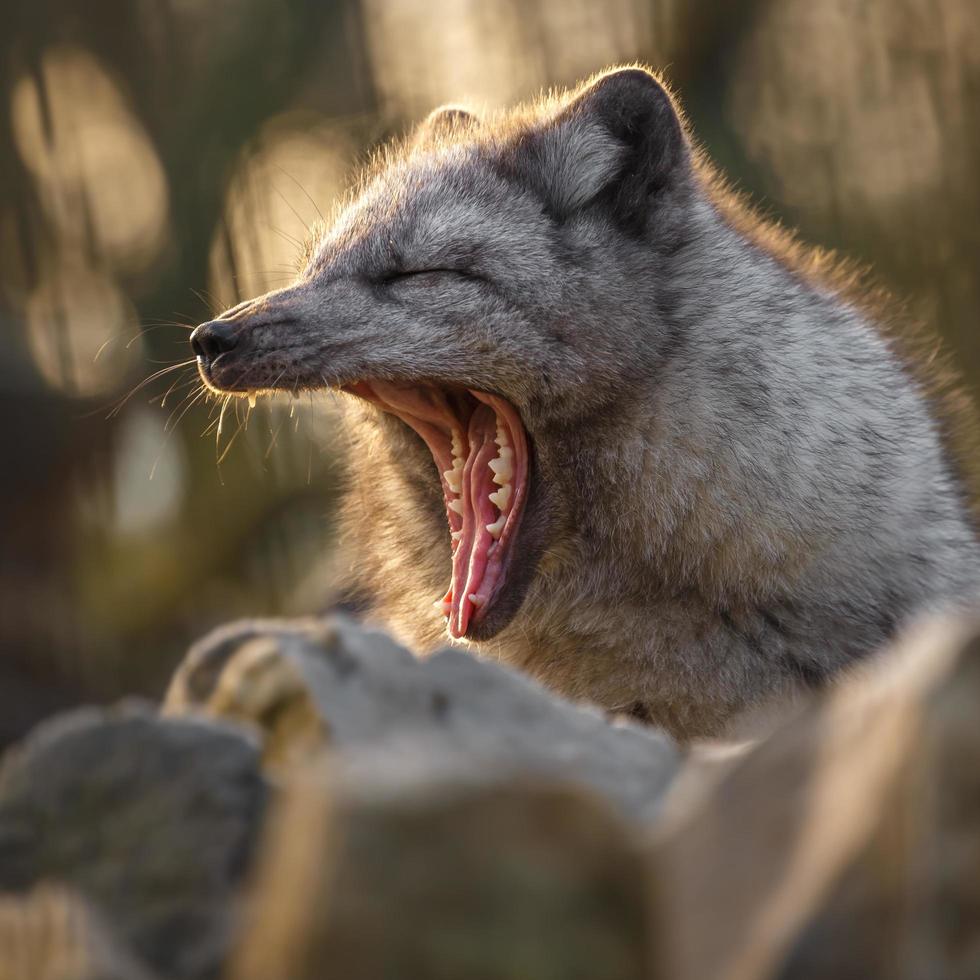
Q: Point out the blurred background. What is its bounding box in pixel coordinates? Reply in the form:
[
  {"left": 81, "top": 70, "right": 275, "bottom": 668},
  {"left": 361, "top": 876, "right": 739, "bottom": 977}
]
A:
[{"left": 0, "top": 0, "right": 977, "bottom": 746}]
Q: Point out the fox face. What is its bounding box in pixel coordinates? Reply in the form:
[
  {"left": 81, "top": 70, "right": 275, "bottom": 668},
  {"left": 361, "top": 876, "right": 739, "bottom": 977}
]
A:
[{"left": 191, "top": 68, "right": 691, "bottom": 644}]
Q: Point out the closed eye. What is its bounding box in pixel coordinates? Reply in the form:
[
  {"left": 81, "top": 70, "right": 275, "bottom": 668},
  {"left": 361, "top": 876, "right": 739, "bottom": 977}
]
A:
[{"left": 378, "top": 268, "right": 486, "bottom": 286}]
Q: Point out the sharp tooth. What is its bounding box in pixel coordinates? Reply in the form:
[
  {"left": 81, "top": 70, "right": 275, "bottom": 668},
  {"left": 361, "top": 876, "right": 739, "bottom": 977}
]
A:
[
  {"left": 488, "top": 484, "right": 511, "bottom": 510},
  {"left": 443, "top": 470, "right": 462, "bottom": 494},
  {"left": 468, "top": 593, "right": 484, "bottom": 608},
  {"left": 451, "top": 530, "right": 462, "bottom": 540},
  {"left": 494, "top": 425, "right": 510, "bottom": 447},
  {"left": 486, "top": 515, "right": 505, "bottom": 538},
  {"left": 448, "top": 499, "right": 465, "bottom": 515},
  {"left": 247, "top": 392, "right": 257, "bottom": 409},
  {"left": 433, "top": 599, "right": 451, "bottom": 616},
  {"left": 488, "top": 457, "right": 513, "bottom": 485}
]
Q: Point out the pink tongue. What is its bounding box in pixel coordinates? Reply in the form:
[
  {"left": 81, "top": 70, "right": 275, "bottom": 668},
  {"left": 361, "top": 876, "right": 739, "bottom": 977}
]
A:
[
  {"left": 448, "top": 405, "right": 498, "bottom": 638},
  {"left": 355, "top": 381, "right": 523, "bottom": 638}
]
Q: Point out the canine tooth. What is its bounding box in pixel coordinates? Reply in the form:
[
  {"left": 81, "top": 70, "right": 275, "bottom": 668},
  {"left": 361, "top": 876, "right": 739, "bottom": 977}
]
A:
[
  {"left": 468, "top": 593, "right": 484, "bottom": 608},
  {"left": 488, "top": 485, "right": 511, "bottom": 510},
  {"left": 486, "top": 515, "right": 505, "bottom": 538},
  {"left": 448, "top": 499, "right": 465, "bottom": 516},
  {"left": 433, "top": 599, "right": 451, "bottom": 616},
  {"left": 247, "top": 392, "right": 257, "bottom": 409}
]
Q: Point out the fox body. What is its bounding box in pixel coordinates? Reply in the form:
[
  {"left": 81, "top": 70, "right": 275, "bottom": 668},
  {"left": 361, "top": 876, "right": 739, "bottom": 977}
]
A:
[{"left": 191, "top": 68, "right": 980, "bottom": 738}]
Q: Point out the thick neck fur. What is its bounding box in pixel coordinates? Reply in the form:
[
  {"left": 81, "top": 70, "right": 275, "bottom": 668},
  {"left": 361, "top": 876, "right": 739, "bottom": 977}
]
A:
[{"left": 341, "top": 169, "right": 980, "bottom": 739}]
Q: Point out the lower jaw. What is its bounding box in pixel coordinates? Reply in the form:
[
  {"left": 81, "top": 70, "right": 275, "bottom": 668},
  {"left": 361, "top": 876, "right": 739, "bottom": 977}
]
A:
[{"left": 346, "top": 381, "right": 529, "bottom": 639}]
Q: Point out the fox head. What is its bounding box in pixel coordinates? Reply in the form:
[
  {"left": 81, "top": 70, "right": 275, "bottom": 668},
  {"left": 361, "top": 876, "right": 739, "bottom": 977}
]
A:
[{"left": 191, "top": 67, "right": 696, "bottom": 648}]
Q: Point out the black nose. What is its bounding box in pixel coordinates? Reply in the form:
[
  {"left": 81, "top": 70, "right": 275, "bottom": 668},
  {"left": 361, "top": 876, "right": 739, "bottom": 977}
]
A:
[{"left": 190, "top": 320, "right": 239, "bottom": 365}]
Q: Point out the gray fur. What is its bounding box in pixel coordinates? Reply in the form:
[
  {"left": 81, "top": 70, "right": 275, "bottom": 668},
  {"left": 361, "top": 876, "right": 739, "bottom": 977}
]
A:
[{"left": 191, "top": 68, "right": 980, "bottom": 739}]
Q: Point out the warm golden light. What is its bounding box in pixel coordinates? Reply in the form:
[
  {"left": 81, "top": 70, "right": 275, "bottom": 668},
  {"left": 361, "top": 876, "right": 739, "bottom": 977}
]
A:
[
  {"left": 11, "top": 45, "right": 170, "bottom": 275},
  {"left": 729, "top": 0, "right": 959, "bottom": 218},
  {"left": 209, "top": 113, "right": 351, "bottom": 303},
  {"left": 111, "top": 407, "right": 188, "bottom": 535},
  {"left": 26, "top": 257, "right": 142, "bottom": 397},
  {"left": 361, "top": 0, "right": 649, "bottom": 116}
]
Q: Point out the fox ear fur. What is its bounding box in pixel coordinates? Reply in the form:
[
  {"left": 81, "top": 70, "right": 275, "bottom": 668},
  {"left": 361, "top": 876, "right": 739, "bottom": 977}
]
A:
[
  {"left": 521, "top": 68, "right": 686, "bottom": 222},
  {"left": 413, "top": 105, "right": 479, "bottom": 148}
]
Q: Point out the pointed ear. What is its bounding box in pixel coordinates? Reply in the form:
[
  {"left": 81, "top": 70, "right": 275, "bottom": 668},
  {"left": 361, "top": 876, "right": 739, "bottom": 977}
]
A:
[
  {"left": 518, "top": 68, "right": 687, "bottom": 223},
  {"left": 412, "top": 105, "right": 479, "bottom": 149}
]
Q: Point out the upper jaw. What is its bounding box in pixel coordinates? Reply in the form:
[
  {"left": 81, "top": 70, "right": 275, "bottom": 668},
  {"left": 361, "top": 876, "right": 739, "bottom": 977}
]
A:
[{"left": 195, "top": 352, "right": 326, "bottom": 398}]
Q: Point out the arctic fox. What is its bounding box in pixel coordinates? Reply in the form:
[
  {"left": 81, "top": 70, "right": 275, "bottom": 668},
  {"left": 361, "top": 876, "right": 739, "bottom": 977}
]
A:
[{"left": 190, "top": 67, "right": 980, "bottom": 738}]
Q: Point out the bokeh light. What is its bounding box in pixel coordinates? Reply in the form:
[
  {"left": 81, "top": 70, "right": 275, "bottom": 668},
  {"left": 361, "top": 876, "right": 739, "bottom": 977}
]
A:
[
  {"left": 11, "top": 45, "right": 170, "bottom": 276},
  {"left": 25, "top": 257, "right": 142, "bottom": 397},
  {"left": 209, "top": 114, "right": 352, "bottom": 303},
  {"left": 111, "top": 408, "right": 188, "bottom": 536},
  {"left": 362, "top": 0, "right": 649, "bottom": 115}
]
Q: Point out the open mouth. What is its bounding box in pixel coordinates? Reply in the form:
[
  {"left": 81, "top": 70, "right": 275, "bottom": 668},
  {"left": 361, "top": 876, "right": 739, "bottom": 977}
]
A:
[
  {"left": 190, "top": 323, "right": 531, "bottom": 639},
  {"left": 345, "top": 381, "right": 529, "bottom": 639}
]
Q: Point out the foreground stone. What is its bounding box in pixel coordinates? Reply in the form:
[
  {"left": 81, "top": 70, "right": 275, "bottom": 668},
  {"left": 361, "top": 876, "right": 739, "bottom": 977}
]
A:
[
  {"left": 164, "top": 616, "right": 680, "bottom": 823},
  {"left": 233, "top": 772, "right": 655, "bottom": 980},
  {"left": 0, "top": 705, "right": 267, "bottom": 980},
  {"left": 654, "top": 615, "right": 980, "bottom": 980},
  {"left": 4, "top": 613, "right": 980, "bottom": 979},
  {"left": 0, "top": 884, "right": 157, "bottom": 980}
]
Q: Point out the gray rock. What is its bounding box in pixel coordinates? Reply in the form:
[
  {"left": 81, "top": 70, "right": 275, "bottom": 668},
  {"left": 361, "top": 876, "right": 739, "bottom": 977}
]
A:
[
  {"left": 165, "top": 616, "right": 679, "bottom": 823},
  {"left": 0, "top": 702, "right": 267, "bottom": 980},
  {"left": 231, "top": 771, "right": 657, "bottom": 980},
  {"left": 0, "top": 883, "right": 159, "bottom": 980},
  {"left": 9, "top": 611, "right": 980, "bottom": 979},
  {"left": 653, "top": 615, "right": 980, "bottom": 980}
]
